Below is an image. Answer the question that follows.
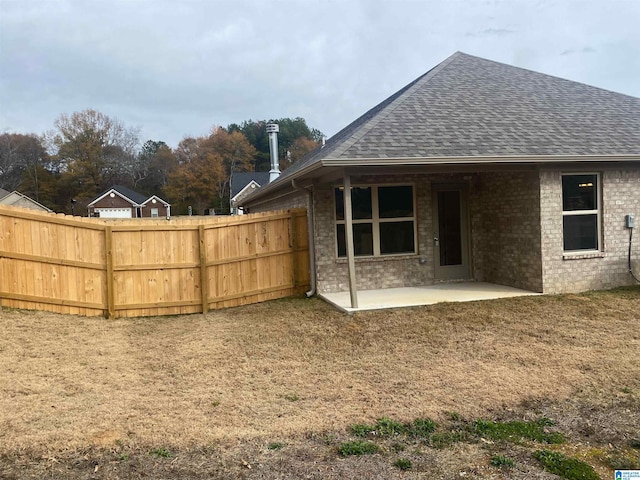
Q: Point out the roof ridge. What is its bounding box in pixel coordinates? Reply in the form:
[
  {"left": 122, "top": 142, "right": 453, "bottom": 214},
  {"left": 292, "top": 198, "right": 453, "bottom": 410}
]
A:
[{"left": 328, "top": 52, "right": 463, "bottom": 159}]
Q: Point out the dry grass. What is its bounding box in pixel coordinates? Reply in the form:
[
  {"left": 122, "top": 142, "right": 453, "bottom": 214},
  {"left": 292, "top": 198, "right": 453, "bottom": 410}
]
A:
[{"left": 0, "top": 286, "right": 638, "bottom": 478}]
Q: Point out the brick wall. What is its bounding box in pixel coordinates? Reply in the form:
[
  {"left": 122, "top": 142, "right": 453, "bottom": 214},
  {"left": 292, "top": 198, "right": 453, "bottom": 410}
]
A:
[
  {"left": 247, "top": 166, "right": 639, "bottom": 295},
  {"left": 312, "top": 176, "right": 433, "bottom": 293},
  {"left": 89, "top": 195, "right": 135, "bottom": 217},
  {"left": 248, "top": 189, "right": 309, "bottom": 213},
  {"left": 473, "top": 171, "right": 543, "bottom": 292},
  {"left": 91, "top": 195, "right": 133, "bottom": 209},
  {"left": 540, "top": 167, "right": 640, "bottom": 293}
]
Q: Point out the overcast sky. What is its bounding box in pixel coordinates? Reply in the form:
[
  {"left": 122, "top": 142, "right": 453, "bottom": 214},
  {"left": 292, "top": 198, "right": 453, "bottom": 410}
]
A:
[{"left": 1, "top": 0, "right": 639, "bottom": 148}]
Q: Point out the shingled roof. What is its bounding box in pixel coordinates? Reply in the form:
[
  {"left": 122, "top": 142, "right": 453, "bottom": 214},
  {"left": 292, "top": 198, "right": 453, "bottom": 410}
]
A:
[
  {"left": 88, "top": 185, "right": 148, "bottom": 206},
  {"left": 267, "top": 51, "right": 640, "bottom": 190},
  {"left": 231, "top": 172, "right": 270, "bottom": 198}
]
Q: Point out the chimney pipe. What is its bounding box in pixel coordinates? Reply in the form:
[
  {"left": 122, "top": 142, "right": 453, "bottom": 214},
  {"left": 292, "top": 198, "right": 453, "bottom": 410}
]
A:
[{"left": 266, "top": 123, "right": 280, "bottom": 183}]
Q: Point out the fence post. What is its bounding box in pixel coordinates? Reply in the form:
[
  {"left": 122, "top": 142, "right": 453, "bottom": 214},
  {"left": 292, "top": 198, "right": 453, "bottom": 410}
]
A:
[
  {"left": 198, "top": 225, "right": 209, "bottom": 314},
  {"left": 290, "top": 211, "right": 299, "bottom": 287},
  {"left": 105, "top": 226, "right": 115, "bottom": 318}
]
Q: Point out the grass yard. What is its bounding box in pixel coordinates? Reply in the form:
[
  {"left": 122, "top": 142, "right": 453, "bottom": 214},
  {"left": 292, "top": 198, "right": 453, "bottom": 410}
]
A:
[{"left": 0, "top": 287, "right": 639, "bottom": 479}]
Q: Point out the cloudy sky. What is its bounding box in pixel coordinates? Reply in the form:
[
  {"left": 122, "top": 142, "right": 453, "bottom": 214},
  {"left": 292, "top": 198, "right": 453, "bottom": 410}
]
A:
[{"left": 1, "top": 0, "right": 639, "bottom": 148}]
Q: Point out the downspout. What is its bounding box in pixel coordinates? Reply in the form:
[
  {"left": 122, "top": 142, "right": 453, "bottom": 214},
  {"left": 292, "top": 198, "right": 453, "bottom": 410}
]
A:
[
  {"left": 628, "top": 216, "right": 640, "bottom": 283},
  {"left": 292, "top": 179, "right": 316, "bottom": 297}
]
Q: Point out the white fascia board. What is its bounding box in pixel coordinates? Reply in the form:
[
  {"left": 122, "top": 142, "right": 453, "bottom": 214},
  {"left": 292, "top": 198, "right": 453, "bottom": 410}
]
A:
[
  {"left": 242, "top": 163, "right": 323, "bottom": 204},
  {"left": 88, "top": 188, "right": 140, "bottom": 207},
  {"left": 231, "top": 180, "right": 261, "bottom": 201},
  {"left": 141, "top": 195, "right": 170, "bottom": 206}
]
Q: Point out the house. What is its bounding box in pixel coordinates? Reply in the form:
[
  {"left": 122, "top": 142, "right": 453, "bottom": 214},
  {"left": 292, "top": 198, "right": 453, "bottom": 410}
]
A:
[
  {"left": 230, "top": 172, "right": 270, "bottom": 214},
  {"left": 241, "top": 52, "right": 640, "bottom": 306},
  {"left": 0, "top": 188, "right": 52, "bottom": 212},
  {"left": 87, "top": 185, "right": 171, "bottom": 218}
]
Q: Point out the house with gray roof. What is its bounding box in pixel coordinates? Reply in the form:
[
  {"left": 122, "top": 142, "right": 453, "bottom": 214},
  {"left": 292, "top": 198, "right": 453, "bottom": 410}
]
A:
[
  {"left": 241, "top": 52, "right": 640, "bottom": 306},
  {"left": 87, "top": 185, "right": 171, "bottom": 218},
  {"left": 230, "top": 172, "right": 270, "bottom": 215},
  {"left": 0, "top": 188, "right": 52, "bottom": 212}
]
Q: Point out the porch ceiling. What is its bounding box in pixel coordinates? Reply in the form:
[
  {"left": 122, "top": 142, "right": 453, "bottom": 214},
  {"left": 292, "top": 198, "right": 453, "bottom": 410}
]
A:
[{"left": 320, "top": 282, "right": 539, "bottom": 313}]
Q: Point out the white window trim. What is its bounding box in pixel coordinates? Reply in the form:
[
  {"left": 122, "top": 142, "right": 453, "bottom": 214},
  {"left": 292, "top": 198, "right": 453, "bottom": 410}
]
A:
[
  {"left": 335, "top": 183, "right": 417, "bottom": 258},
  {"left": 561, "top": 172, "right": 602, "bottom": 254}
]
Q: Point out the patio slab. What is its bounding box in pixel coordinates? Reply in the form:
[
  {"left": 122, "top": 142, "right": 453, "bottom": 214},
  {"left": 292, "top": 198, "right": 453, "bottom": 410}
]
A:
[{"left": 319, "top": 282, "right": 540, "bottom": 313}]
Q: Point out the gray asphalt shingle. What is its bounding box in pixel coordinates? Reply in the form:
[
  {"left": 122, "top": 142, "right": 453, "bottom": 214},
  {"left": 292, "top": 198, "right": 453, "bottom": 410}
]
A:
[
  {"left": 276, "top": 51, "right": 639, "bottom": 183},
  {"left": 231, "top": 172, "right": 270, "bottom": 197}
]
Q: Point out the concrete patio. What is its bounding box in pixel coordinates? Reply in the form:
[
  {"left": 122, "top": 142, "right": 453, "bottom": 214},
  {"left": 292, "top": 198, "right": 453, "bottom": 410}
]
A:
[{"left": 320, "top": 282, "right": 540, "bottom": 313}]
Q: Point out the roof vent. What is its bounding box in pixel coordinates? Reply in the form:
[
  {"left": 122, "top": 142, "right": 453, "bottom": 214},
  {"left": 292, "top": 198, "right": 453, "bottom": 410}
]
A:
[{"left": 266, "top": 123, "right": 280, "bottom": 183}]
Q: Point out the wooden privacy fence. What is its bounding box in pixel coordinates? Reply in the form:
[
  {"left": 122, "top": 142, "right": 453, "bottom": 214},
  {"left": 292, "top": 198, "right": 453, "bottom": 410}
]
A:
[{"left": 0, "top": 205, "right": 309, "bottom": 317}]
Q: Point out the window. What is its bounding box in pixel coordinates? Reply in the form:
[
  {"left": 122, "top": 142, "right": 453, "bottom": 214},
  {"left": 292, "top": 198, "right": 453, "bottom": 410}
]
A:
[
  {"left": 562, "top": 173, "right": 600, "bottom": 252},
  {"left": 151, "top": 208, "right": 159, "bottom": 218},
  {"left": 335, "top": 185, "right": 416, "bottom": 257}
]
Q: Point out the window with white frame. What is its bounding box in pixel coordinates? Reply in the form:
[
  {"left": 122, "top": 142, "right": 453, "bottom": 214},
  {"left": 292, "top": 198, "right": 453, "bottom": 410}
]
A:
[
  {"left": 561, "top": 173, "right": 600, "bottom": 252},
  {"left": 335, "top": 185, "right": 416, "bottom": 257},
  {"left": 151, "top": 208, "right": 159, "bottom": 218}
]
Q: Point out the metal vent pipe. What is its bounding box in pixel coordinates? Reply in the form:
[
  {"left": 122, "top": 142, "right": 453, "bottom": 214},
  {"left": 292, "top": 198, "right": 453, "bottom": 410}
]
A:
[{"left": 266, "top": 123, "right": 280, "bottom": 182}]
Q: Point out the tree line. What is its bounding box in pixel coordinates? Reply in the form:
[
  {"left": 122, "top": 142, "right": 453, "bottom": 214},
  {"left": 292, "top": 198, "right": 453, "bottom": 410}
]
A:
[{"left": 0, "top": 109, "right": 323, "bottom": 215}]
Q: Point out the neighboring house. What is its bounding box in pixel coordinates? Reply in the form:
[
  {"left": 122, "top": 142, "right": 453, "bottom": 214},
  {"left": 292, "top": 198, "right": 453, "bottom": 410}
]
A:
[
  {"left": 241, "top": 52, "right": 640, "bottom": 302},
  {"left": 87, "top": 185, "right": 171, "bottom": 218},
  {"left": 141, "top": 195, "right": 171, "bottom": 218},
  {"left": 0, "top": 188, "right": 52, "bottom": 212},
  {"left": 230, "top": 172, "right": 270, "bottom": 215}
]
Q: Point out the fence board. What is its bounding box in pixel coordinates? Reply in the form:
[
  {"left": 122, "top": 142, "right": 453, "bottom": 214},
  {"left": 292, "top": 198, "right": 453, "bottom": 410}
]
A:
[{"left": 0, "top": 205, "right": 308, "bottom": 317}]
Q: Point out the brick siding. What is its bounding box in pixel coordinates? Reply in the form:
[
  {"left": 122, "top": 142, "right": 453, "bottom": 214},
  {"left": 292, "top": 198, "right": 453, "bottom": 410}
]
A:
[
  {"left": 248, "top": 166, "right": 639, "bottom": 295},
  {"left": 312, "top": 176, "right": 432, "bottom": 293},
  {"left": 473, "top": 171, "right": 543, "bottom": 292},
  {"left": 311, "top": 171, "right": 545, "bottom": 294},
  {"left": 248, "top": 189, "right": 309, "bottom": 213},
  {"left": 540, "top": 167, "right": 640, "bottom": 293}
]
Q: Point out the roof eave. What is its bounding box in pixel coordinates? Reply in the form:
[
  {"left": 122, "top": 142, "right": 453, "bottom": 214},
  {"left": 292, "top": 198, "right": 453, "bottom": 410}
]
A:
[
  {"left": 242, "top": 153, "right": 640, "bottom": 206},
  {"left": 241, "top": 162, "right": 325, "bottom": 205},
  {"left": 321, "top": 154, "right": 640, "bottom": 167}
]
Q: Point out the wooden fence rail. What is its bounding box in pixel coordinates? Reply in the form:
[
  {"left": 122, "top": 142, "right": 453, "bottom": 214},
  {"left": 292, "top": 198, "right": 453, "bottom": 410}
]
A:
[{"left": 0, "top": 205, "right": 309, "bottom": 317}]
